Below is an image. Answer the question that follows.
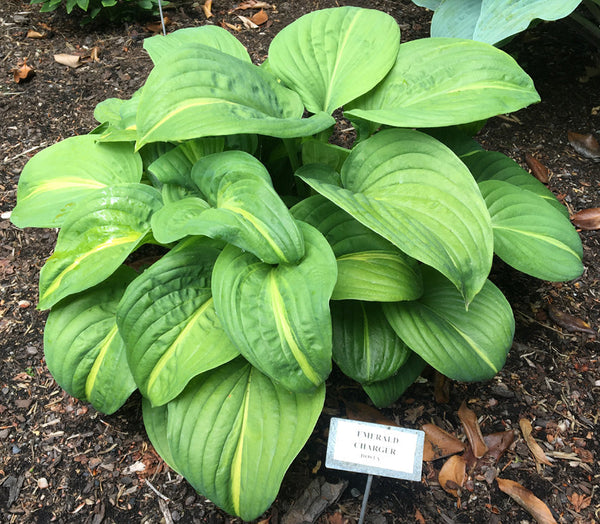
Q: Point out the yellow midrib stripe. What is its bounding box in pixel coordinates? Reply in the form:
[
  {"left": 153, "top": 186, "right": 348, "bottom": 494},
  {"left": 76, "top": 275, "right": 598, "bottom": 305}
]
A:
[
  {"left": 23, "top": 178, "right": 108, "bottom": 200},
  {"left": 146, "top": 298, "right": 213, "bottom": 396},
  {"left": 269, "top": 272, "right": 321, "bottom": 385},
  {"left": 337, "top": 251, "right": 399, "bottom": 263},
  {"left": 231, "top": 370, "right": 252, "bottom": 515},
  {"left": 85, "top": 324, "right": 119, "bottom": 399},
  {"left": 41, "top": 233, "right": 141, "bottom": 302},
  {"left": 493, "top": 225, "right": 580, "bottom": 258}
]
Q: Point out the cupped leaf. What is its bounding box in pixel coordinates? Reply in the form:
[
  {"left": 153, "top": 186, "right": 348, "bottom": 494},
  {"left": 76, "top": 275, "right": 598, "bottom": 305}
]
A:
[
  {"left": 95, "top": 93, "right": 140, "bottom": 142},
  {"left": 144, "top": 25, "right": 252, "bottom": 65},
  {"left": 331, "top": 301, "right": 412, "bottom": 384},
  {"left": 297, "top": 129, "right": 493, "bottom": 305},
  {"left": 11, "top": 136, "right": 142, "bottom": 228},
  {"left": 302, "top": 140, "right": 350, "bottom": 173},
  {"left": 212, "top": 221, "right": 337, "bottom": 393},
  {"left": 268, "top": 6, "right": 400, "bottom": 114},
  {"left": 479, "top": 180, "right": 583, "bottom": 281},
  {"left": 117, "top": 238, "right": 239, "bottom": 407},
  {"left": 462, "top": 149, "right": 569, "bottom": 217},
  {"left": 384, "top": 266, "right": 514, "bottom": 382},
  {"left": 426, "top": 0, "right": 582, "bottom": 45},
  {"left": 142, "top": 401, "right": 181, "bottom": 475},
  {"left": 38, "top": 183, "right": 162, "bottom": 310},
  {"left": 135, "top": 44, "right": 335, "bottom": 148},
  {"left": 144, "top": 358, "right": 325, "bottom": 520},
  {"left": 345, "top": 38, "right": 540, "bottom": 128},
  {"left": 44, "top": 266, "right": 137, "bottom": 414},
  {"left": 362, "top": 352, "right": 427, "bottom": 408}
]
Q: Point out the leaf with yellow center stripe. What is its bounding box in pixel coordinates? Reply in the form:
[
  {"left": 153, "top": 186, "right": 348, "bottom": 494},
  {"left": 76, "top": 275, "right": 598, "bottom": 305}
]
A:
[
  {"left": 142, "top": 358, "right": 325, "bottom": 520},
  {"left": 11, "top": 136, "right": 142, "bottom": 228},
  {"left": 212, "top": 221, "right": 337, "bottom": 393},
  {"left": 116, "top": 237, "right": 240, "bottom": 407},
  {"left": 44, "top": 266, "right": 137, "bottom": 415},
  {"left": 38, "top": 183, "right": 162, "bottom": 310}
]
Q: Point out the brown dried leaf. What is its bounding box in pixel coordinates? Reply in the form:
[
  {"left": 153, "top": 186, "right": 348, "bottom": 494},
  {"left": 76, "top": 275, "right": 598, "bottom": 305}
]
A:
[
  {"left": 145, "top": 18, "right": 170, "bottom": 34},
  {"left": 571, "top": 207, "right": 600, "bottom": 230},
  {"left": 344, "top": 401, "right": 397, "bottom": 426},
  {"left": 233, "top": 0, "right": 271, "bottom": 10},
  {"left": 26, "top": 30, "right": 45, "bottom": 39},
  {"left": 483, "top": 431, "right": 514, "bottom": 463},
  {"left": 547, "top": 305, "right": 596, "bottom": 335},
  {"left": 433, "top": 371, "right": 450, "bottom": 403},
  {"left": 519, "top": 419, "right": 553, "bottom": 467},
  {"left": 496, "top": 477, "right": 557, "bottom": 524},
  {"left": 237, "top": 14, "right": 259, "bottom": 29},
  {"left": 89, "top": 46, "right": 100, "bottom": 62},
  {"left": 12, "top": 58, "right": 33, "bottom": 83},
  {"left": 458, "top": 401, "right": 488, "bottom": 458},
  {"left": 250, "top": 8, "right": 269, "bottom": 25},
  {"left": 221, "top": 21, "right": 242, "bottom": 32},
  {"left": 422, "top": 423, "right": 466, "bottom": 462},
  {"left": 438, "top": 454, "right": 467, "bottom": 497},
  {"left": 54, "top": 53, "right": 81, "bottom": 68},
  {"left": 567, "top": 492, "right": 592, "bottom": 513},
  {"left": 202, "top": 0, "right": 213, "bottom": 18},
  {"left": 568, "top": 131, "right": 600, "bottom": 159},
  {"left": 525, "top": 153, "right": 549, "bottom": 183}
]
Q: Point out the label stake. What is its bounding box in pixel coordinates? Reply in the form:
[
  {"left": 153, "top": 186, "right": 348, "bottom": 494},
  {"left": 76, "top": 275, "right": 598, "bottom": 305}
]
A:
[{"left": 357, "top": 474, "right": 373, "bottom": 524}]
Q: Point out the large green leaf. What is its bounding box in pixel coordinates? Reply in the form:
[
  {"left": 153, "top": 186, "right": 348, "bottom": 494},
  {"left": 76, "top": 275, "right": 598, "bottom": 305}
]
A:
[
  {"left": 94, "top": 92, "right": 140, "bottom": 142},
  {"left": 143, "top": 358, "right": 325, "bottom": 520},
  {"left": 292, "top": 195, "right": 423, "bottom": 302},
  {"left": 212, "top": 222, "right": 337, "bottom": 393},
  {"left": 44, "top": 266, "right": 137, "bottom": 415},
  {"left": 38, "top": 184, "right": 162, "bottom": 310},
  {"left": 384, "top": 266, "right": 514, "bottom": 382},
  {"left": 297, "top": 129, "right": 493, "bottom": 305},
  {"left": 152, "top": 151, "right": 305, "bottom": 264},
  {"left": 117, "top": 238, "right": 239, "bottom": 407},
  {"left": 268, "top": 6, "right": 400, "bottom": 114},
  {"left": 479, "top": 180, "right": 583, "bottom": 281},
  {"left": 424, "top": 0, "right": 582, "bottom": 45},
  {"left": 345, "top": 38, "right": 540, "bottom": 128},
  {"left": 462, "top": 149, "right": 569, "bottom": 217},
  {"left": 11, "top": 136, "right": 142, "bottom": 228},
  {"left": 362, "top": 352, "right": 427, "bottom": 408},
  {"left": 331, "top": 301, "right": 412, "bottom": 384},
  {"left": 144, "top": 25, "right": 252, "bottom": 65},
  {"left": 135, "top": 44, "right": 335, "bottom": 148}
]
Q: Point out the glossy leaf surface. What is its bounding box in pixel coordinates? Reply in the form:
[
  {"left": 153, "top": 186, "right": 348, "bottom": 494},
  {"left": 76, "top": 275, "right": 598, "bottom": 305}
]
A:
[
  {"left": 44, "top": 267, "right": 137, "bottom": 414},
  {"left": 268, "top": 6, "right": 400, "bottom": 114},
  {"left": 346, "top": 38, "right": 539, "bottom": 128},
  {"left": 117, "top": 238, "right": 239, "bottom": 406},
  {"left": 11, "top": 136, "right": 142, "bottom": 228},
  {"left": 38, "top": 184, "right": 162, "bottom": 309},
  {"left": 144, "top": 358, "right": 325, "bottom": 520},
  {"left": 297, "top": 129, "right": 493, "bottom": 304},
  {"left": 212, "top": 222, "right": 337, "bottom": 393},
  {"left": 384, "top": 266, "right": 514, "bottom": 381},
  {"left": 479, "top": 180, "right": 583, "bottom": 281}
]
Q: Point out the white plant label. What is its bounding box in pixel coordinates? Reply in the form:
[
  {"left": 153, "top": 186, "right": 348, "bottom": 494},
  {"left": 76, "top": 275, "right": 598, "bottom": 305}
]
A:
[{"left": 326, "top": 417, "right": 424, "bottom": 481}]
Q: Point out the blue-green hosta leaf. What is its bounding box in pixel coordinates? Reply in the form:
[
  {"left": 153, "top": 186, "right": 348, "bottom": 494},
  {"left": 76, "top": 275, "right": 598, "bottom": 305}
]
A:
[
  {"left": 38, "top": 184, "right": 162, "bottom": 310},
  {"left": 462, "top": 149, "right": 569, "bottom": 217},
  {"left": 268, "top": 6, "right": 400, "bottom": 114},
  {"left": 331, "top": 301, "right": 412, "bottom": 384},
  {"left": 135, "top": 44, "right": 335, "bottom": 148},
  {"left": 479, "top": 180, "right": 583, "bottom": 281},
  {"left": 383, "top": 266, "right": 514, "bottom": 382},
  {"left": 425, "top": 0, "right": 581, "bottom": 45},
  {"left": 117, "top": 238, "right": 239, "bottom": 406},
  {"left": 292, "top": 195, "right": 423, "bottom": 301},
  {"left": 144, "top": 25, "right": 252, "bottom": 65},
  {"left": 212, "top": 222, "right": 337, "bottom": 393},
  {"left": 362, "top": 352, "right": 427, "bottom": 408},
  {"left": 297, "top": 129, "right": 493, "bottom": 305},
  {"left": 44, "top": 266, "right": 137, "bottom": 414},
  {"left": 345, "top": 38, "right": 540, "bottom": 128},
  {"left": 413, "top": 0, "right": 441, "bottom": 8},
  {"left": 148, "top": 138, "right": 225, "bottom": 190},
  {"left": 11, "top": 136, "right": 142, "bottom": 228},
  {"left": 143, "top": 358, "right": 325, "bottom": 520}
]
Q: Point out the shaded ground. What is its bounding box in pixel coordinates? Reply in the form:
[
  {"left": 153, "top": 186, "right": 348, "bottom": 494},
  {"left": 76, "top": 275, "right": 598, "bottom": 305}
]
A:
[{"left": 0, "top": 1, "right": 599, "bottom": 522}]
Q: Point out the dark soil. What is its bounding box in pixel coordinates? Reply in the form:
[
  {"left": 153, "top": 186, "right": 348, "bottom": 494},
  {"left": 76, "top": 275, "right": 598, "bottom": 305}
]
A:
[{"left": 1, "top": 1, "right": 599, "bottom": 523}]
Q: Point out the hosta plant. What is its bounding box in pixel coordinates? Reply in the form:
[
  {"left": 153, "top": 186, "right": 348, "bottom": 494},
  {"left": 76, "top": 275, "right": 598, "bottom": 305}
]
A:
[
  {"left": 11, "top": 7, "right": 583, "bottom": 520},
  {"left": 30, "top": 0, "right": 166, "bottom": 21},
  {"left": 412, "top": 0, "right": 600, "bottom": 46}
]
